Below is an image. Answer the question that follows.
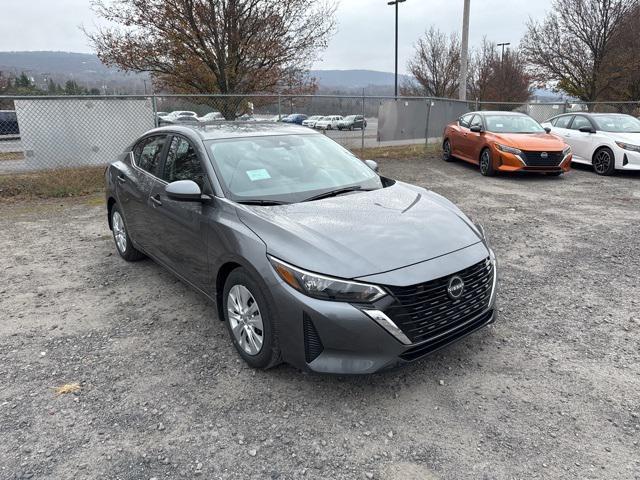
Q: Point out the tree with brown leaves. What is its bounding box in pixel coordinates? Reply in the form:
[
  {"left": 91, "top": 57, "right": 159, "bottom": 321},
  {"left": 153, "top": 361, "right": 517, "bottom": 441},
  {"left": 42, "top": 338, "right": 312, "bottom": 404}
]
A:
[{"left": 86, "top": 0, "right": 336, "bottom": 118}]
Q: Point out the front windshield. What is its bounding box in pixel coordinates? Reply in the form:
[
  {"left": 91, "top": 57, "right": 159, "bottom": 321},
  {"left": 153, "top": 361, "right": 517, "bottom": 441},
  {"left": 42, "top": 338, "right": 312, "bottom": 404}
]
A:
[
  {"left": 485, "top": 115, "right": 545, "bottom": 133},
  {"left": 206, "top": 134, "right": 382, "bottom": 203},
  {"left": 592, "top": 115, "right": 640, "bottom": 133}
]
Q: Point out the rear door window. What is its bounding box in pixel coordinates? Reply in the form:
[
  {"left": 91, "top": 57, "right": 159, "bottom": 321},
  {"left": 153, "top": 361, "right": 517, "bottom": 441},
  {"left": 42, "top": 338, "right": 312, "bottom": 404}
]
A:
[{"left": 133, "top": 135, "right": 167, "bottom": 176}]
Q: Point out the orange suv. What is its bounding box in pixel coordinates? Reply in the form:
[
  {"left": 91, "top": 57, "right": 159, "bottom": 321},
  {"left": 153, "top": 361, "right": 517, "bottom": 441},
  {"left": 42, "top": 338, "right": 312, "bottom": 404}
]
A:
[{"left": 442, "top": 111, "right": 572, "bottom": 176}]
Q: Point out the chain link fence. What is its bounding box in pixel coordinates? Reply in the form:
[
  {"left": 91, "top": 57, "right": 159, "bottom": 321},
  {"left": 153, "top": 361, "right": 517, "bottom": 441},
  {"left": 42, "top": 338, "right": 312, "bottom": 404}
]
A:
[{"left": 1, "top": 94, "right": 640, "bottom": 174}]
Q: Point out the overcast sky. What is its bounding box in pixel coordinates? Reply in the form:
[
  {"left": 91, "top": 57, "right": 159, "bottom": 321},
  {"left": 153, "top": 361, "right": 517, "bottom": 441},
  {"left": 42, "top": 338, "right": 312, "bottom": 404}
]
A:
[{"left": 0, "top": 0, "right": 553, "bottom": 73}]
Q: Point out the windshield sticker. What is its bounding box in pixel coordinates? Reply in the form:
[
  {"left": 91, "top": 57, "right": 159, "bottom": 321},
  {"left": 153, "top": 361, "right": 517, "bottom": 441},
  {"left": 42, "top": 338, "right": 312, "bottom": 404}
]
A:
[{"left": 246, "top": 169, "right": 271, "bottom": 181}]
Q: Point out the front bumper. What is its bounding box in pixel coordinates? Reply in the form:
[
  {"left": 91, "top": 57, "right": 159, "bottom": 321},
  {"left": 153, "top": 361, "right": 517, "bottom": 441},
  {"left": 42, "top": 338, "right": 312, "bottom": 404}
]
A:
[
  {"left": 267, "top": 243, "right": 497, "bottom": 374},
  {"left": 495, "top": 149, "right": 572, "bottom": 173},
  {"left": 617, "top": 149, "right": 640, "bottom": 170}
]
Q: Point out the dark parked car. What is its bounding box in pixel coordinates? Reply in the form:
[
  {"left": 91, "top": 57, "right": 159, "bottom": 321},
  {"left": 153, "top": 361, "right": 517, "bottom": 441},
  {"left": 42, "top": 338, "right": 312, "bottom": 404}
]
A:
[
  {"left": 0, "top": 110, "right": 19, "bottom": 136},
  {"left": 105, "top": 123, "right": 497, "bottom": 374},
  {"left": 337, "top": 115, "right": 367, "bottom": 131},
  {"left": 281, "top": 113, "right": 308, "bottom": 125}
]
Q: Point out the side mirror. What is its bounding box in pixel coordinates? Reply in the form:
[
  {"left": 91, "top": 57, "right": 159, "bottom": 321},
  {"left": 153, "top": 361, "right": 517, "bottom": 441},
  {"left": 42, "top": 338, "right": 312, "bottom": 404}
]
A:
[
  {"left": 364, "top": 159, "right": 379, "bottom": 173},
  {"left": 579, "top": 126, "right": 595, "bottom": 133},
  {"left": 544, "top": 127, "right": 552, "bottom": 134},
  {"left": 165, "top": 180, "right": 202, "bottom": 201},
  {"left": 470, "top": 125, "right": 483, "bottom": 133}
]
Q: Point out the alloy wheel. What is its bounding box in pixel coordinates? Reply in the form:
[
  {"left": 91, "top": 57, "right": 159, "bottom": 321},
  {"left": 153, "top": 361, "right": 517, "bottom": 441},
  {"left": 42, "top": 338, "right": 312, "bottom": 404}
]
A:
[
  {"left": 480, "top": 151, "right": 490, "bottom": 174},
  {"left": 443, "top": 141, "right": 451, "bottom": 161},
  {"left": 593, "top": 150, "right": 612, "bottom": 175},
  {"left": 112, "top": 211, "right": 127, "bottom": 253},
  {"left": 227, "top": 285, "right": 264, "bottom": 356}
]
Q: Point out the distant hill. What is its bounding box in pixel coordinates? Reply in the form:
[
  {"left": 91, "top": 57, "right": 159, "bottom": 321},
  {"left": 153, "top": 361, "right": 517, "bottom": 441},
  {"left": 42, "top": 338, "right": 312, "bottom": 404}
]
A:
[
  {"left": 309, "top": 69, "right": 411, "bottom": 89},
  {"left": 0, "top": 51, "right": 408, "bottom": 94},
  {"left": 0, "top": 51, "right": 148, "bottom": 94}
]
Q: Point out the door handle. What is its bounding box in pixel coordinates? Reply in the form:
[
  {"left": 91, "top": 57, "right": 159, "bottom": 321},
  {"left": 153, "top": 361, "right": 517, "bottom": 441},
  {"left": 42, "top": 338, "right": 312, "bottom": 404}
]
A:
[
  {"left": 150, "top": 195, "right": 162, "bottom": 207},
  {"left": 117, "top": 174, "right": 127, "bottom": 183}
]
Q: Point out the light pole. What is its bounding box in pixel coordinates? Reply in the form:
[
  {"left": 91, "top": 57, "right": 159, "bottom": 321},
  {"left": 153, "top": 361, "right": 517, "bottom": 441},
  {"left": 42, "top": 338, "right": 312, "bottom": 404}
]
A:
[
  {"left": 497, "top": 42, "right": 510, "bottom": 63},
  {"left": 459, "top": 0, "right": 471, "bottom": 101},
  {"left": 388, "top": 0, "right": 407, "bottom": 98}
]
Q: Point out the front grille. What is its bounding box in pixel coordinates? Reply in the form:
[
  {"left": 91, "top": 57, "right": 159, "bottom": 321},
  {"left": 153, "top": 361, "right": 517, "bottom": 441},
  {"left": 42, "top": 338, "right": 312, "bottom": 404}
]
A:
[
  {"left": 384, "top": 258, "right": 494, "bottom": 344},
  {"left": 520, "top": 150, "right": 564, "bottom": 167},
  {"left": 400, "top": 309, "right": 494, "bottom": 361},
  {"left": 303, "top": 314, "right": 324, "bottom": 363}
]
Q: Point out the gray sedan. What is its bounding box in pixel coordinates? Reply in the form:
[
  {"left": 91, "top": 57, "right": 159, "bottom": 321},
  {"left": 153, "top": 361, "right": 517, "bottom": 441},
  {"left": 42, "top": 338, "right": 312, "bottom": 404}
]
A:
[{"left": 105, "top": 123, "right": 497, "bottom": 374}]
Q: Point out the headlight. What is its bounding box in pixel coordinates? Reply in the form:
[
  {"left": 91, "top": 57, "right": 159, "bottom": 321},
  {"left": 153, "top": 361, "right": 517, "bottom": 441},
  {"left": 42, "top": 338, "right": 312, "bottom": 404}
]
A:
[
  {"left": 495, "top": 143, "right": 522, "bottom": 155},
  {"left": 474, "top": 221, "right": 490, "bottom": 246},
  {"left": 615, "top": 141, "right": 640, "bottom": 153},
  {"left": 269, "top": 256, "right": 387, "bottom": 303},
  {"left": 563, "top": 145, "right": 572, "bottom": 156}
]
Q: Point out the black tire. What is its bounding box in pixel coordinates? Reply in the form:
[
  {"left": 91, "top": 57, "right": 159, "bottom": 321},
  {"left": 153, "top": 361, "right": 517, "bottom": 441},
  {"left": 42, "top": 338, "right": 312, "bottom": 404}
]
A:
[
  {"left": 479, "top": 148, "right": 496, "bottom": 177},
  {"left": 110, "top": 204, "right": 145, "bottom": 261},
  {"left": 592, "top": 147, "right": 616, "bottom": 176},
  {"left": 442, "top": 139, "right": 454, "bottom": 162},
  {"left": 222, "top": 268, "right": 281, "bottom": 369}
]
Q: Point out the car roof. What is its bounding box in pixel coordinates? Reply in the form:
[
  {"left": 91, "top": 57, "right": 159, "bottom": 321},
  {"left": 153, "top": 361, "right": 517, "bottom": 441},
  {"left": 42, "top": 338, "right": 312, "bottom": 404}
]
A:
[
  {"left": 467, "top": 111, "right": 529, "bottom": 116},
  {"left": 146, "top": 122, "right": 320, "bottom": 141}
]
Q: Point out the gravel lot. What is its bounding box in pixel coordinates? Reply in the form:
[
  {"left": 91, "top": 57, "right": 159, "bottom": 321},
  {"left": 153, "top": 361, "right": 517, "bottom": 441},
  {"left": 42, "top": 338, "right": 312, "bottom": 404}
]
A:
[{"left": 1, "top": 156, "right": 639, "bottom": 480}]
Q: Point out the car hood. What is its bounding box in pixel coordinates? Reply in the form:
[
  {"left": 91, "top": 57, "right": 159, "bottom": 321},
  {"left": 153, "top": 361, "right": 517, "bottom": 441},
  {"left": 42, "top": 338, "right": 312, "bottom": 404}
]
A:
[
  {"left": 236, "top": 182, "right": 483, "bottom": 279},
  {"left": 495, "top": 133, "right": 566, "bottom": 150},
  {"left": 599, "top": 131, "right": 640, "bottom": 143}
]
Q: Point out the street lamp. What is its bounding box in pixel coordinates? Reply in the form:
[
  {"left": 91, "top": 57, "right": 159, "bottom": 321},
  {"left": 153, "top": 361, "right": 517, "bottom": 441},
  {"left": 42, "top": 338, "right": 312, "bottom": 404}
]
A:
[
  {"left": 388, "top": 0, "right": 407, "bottom": 98},
  {"left": 497, "top": 42, "right": 511, "bottom": 63}
]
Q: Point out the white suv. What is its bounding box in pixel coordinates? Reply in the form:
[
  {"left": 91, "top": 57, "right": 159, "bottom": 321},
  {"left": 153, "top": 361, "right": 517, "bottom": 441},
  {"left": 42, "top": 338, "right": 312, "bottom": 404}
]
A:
[
  {"left": 541, "top": 113, "right": 640, "bottom": 175},
  {"left": 314, "top": 116, "right": 343, "bottom": 130}
]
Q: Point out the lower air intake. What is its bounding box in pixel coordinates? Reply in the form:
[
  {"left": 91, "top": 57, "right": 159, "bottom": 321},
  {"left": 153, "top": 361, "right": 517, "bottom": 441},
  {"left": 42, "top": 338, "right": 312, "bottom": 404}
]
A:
[{"left": 303, "top": 314, "right": 324, "bottom": 363}]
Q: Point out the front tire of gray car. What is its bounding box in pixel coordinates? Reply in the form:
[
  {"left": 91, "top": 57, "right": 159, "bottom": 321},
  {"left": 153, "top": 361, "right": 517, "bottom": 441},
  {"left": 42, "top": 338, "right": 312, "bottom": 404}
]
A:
[
  {"left": 223, "top": 268, "right": 281, "bottom": 369},
  {"left": 111, "top": 205, "right": 145, "bottom": 262}
]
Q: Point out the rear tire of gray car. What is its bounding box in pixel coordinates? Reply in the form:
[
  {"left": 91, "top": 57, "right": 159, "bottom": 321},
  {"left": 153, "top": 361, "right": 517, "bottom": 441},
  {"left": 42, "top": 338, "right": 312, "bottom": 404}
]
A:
[
  {"left": 111, "top": 205, "right": 145, "bottom": 262},
  {"left": 223, "top": 268, "right": 281, "bottom": 369}
]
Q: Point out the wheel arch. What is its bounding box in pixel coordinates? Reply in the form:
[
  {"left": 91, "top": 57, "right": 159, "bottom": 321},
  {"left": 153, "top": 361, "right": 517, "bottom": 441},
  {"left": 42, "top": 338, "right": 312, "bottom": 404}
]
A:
[{"left": 107, "top": 197, "right": 117, "bottom": 230}]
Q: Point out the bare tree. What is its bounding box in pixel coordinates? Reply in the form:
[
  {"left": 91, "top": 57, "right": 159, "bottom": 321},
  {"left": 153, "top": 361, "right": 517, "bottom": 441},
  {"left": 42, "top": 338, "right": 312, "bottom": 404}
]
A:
[
  {"left": 522, "top": 0, "right": 636, "bottom": 101},
  {"left": 404, "top": 27, "right": 460, "bottom": 98},
  {"left": 86, "top": 0, "right": 336, "bottom": 118},
  {"left": 467, "top": 38, "right": 497, "bottom": 102},
  {"left": 604, "top": 3, "right": 640, "bottom": 102}
]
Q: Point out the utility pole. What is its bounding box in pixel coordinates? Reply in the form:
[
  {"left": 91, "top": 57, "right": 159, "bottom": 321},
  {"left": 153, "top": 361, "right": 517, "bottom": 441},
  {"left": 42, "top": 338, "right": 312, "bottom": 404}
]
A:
[
  {"left": 388, "top": 0, "right": 407, "bottom": 98},
  {"left": 497, "top": 42, "right": 510, "bottom": 64},
  {"left": 458, "top": 0, "right": 471, "bottom": 101}
]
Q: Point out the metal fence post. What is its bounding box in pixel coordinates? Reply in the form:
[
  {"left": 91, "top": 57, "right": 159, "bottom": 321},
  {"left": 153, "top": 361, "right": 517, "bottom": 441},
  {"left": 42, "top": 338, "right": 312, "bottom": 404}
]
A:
[
  {"left": 361, "top": 88, "right": 366, "bottom": 156},
  {"left": 475, "top": 97, "right": 479, "bottom": 111},
  {"left": 151, "top": 94, "right": 158, "bottom": 127},
  {"left": 277, "top": 95, "right": 282, "bottom": 120},
  {"left": 563, "top": 100, "right": 569, "bottom": 114},
  {"left": 425, "top": 98, "right": 432, "bottom": 146}
]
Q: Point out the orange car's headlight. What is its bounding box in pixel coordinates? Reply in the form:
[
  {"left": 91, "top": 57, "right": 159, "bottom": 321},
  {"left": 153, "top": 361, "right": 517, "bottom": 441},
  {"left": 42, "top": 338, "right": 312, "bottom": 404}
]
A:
[{"left": 495, "top": 143, "right": 522, "bottom": 155}]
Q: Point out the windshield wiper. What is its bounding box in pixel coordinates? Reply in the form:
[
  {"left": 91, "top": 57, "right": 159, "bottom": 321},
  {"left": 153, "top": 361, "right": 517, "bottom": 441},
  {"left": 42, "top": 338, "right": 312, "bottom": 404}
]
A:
[
  {"left": 237, "top": 199, "right": 289, "bottom": 206},
  {"left": 302, "top": 186, "right": 370, "bottom": 202}
]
